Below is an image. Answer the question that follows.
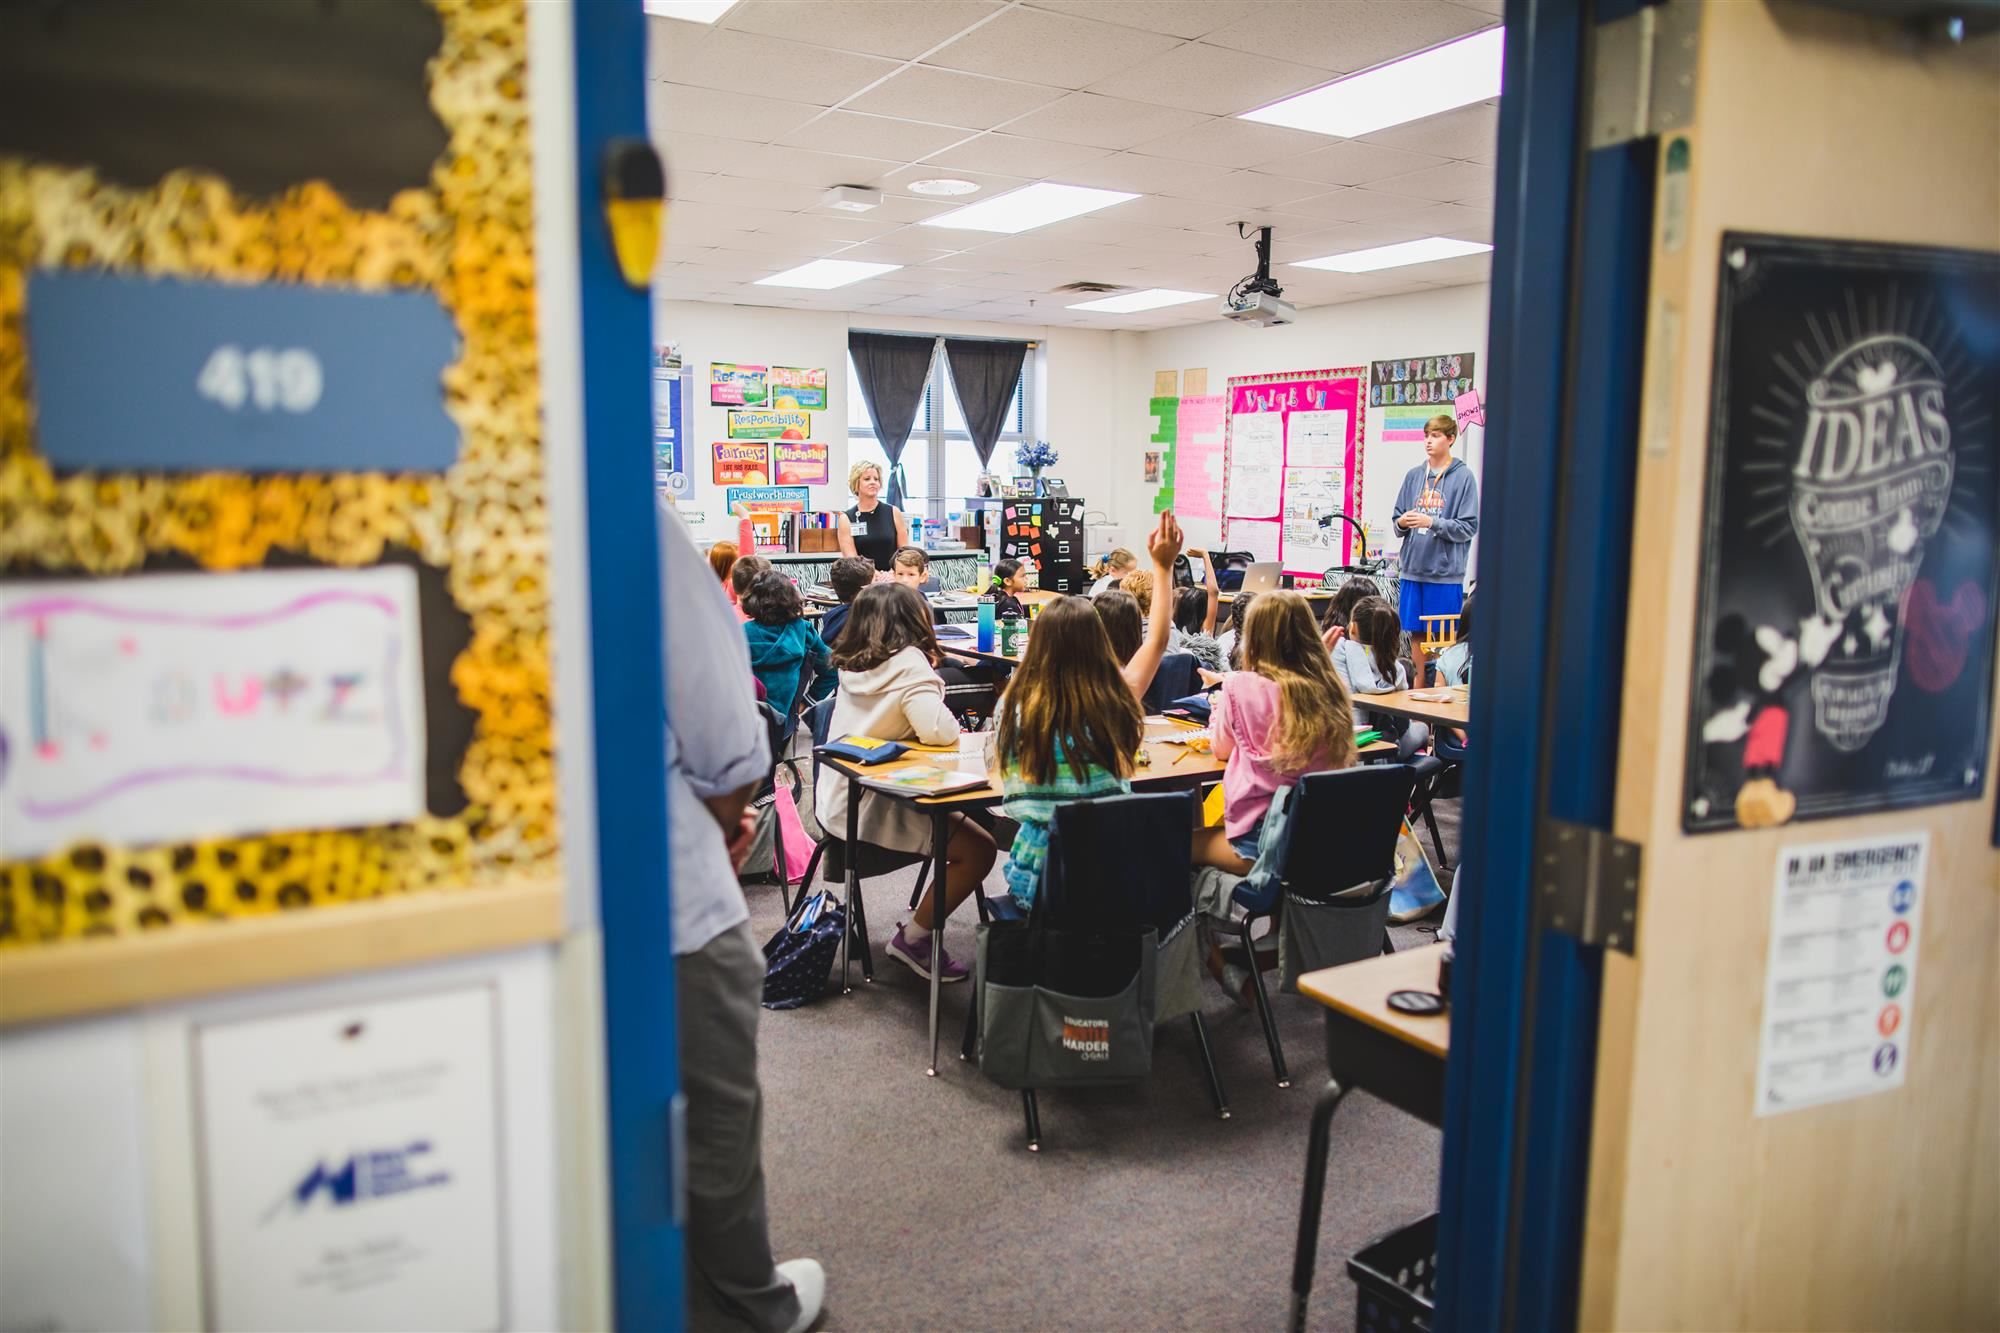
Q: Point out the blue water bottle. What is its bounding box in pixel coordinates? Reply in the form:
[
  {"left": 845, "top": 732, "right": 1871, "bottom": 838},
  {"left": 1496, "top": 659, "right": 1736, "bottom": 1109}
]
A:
[{"left": 977, "top": 596, "right": 997, "bottom": 653}]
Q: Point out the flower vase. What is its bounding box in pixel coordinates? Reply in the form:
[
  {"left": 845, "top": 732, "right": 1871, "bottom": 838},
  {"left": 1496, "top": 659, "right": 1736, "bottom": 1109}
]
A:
[{"left": 1029, "top": 465, "right": 1045, "bottom": 495}]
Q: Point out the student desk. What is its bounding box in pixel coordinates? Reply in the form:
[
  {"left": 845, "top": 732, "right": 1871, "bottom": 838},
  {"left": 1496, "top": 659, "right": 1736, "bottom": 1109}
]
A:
[
  {"left": 1288, "top": 944, "right": 1450, "bottom": 1333},
  {"left": 820, "top": 718, "right": 1225, "bottom": 1076},
  {"left": 1218, "top": 589, "right": 1334, "bottom": 603},
  {"left": 1356, "top": 685, "right": 1470, "bottom": 730}
]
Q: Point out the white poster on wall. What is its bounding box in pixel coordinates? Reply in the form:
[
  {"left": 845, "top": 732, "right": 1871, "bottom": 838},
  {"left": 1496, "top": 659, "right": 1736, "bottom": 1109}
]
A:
[
  {"left": 1754, "top": 832, "right": 1926, "bottom": 1116},
  {"left": 0, "top": 567, "right": 427, "bottom": 858},
  {"left": 1227, "top": 413, "right": 1284, "bottom": 517},
  {"left": 195, "top": 985, "right": 506, "bottom": 1332},
  {"left": 1287, "top": 409, "right": 1348, "bottom": 470},
  {"left": 1280, "top": 468, "right": 1347, "bottom": 575}
]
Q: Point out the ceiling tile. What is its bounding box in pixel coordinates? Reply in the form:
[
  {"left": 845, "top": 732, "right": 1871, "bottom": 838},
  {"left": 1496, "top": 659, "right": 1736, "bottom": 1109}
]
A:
[
  {"left": 675, "top": 174, "right": 829, "bottom": 211},
  {"left": 1023, "top": 0, "right": 1279, "bottom": 39},
  {"left": 653, "top": 29, "right": 900, "bottom": 105},
  {"left": 652, "top": 84, "right": 824, "bottom": 142},
  {"left": 1254, "top": 139, "right": 1453, "bottom": 186},
  {"left": 1387, "top": 201, "right": 1495, "bottom": 242},
  {"left": 777, "top": 110, "right": 972, "bottom": 162},
  {"left": 656, "top": 132, "right": 767, "bottom": 177},
  {"left": 1356, "top": 100, "right": 1500, "bottom": 161},
  {"left": 1370, "top": 159, "right": 1495, "bottom": 202},
  {"left": 921, "top": 7, "right": 1182, "bottom": 90},
  {"left": 1162, "top": 169, "right": 1327, "bottom": 209},
  {"left": 748, "top": 210, "right": 904, "bottom": 242},
  {"left": 1447, "top": 0, "right": 1504, "bottom": 16},
  {"left": 727, "top": 143, "right": 904, "bottom": 189},
  {"left": 1000, "top": 93, "right": 1211, "bottom": 151},
  {"left": 845, "top": 66, "right": 1067, "bottom": 130},
  {"left": 1282, "top": 186, "right": 1439, "bottom": 223},
  {"left": 660, "top": 198, "right": 798, "bottom": 233},
  {"left": 922, "top": 132, "right": 1115, "bottom": 178},
  {"left": 1203, "top": 1, "right": 1497, "bottom": 74},
  {"left": 1086, "top": 41, "right": 1326, "bottom": 116},
  {"left": 829, "top": 237, "right": 982, "bottom": 264},
  {"left": 1059, "top": 151, "right": 1236, "bottom": 196},
  {"left": 1127, "top": 115, "right": 1331, "bottom": 167},
  {"left": 1106, "top": 193, "right": 1244, "bottom": 228},
  {"left": 717, "top": 0, "right": 1005, "bottom": 59}
]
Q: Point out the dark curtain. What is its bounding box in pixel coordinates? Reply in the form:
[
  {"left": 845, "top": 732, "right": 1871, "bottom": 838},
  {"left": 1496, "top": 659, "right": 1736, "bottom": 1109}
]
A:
[
  {"left": 944, "top": 338, "right": 1029, "bottom": 467},
  {"left": 847, "top": 331, "right": 935, "bottom": 510}
]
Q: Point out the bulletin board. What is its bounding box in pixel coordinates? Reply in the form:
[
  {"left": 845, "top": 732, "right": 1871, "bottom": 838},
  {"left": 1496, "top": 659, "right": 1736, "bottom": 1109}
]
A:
[
  {"left": 1221, "top": 368, "right": 1368, "bottom": 579},
  {"left": 0, "top": 0, "right": 562, "bottom": 1020}
]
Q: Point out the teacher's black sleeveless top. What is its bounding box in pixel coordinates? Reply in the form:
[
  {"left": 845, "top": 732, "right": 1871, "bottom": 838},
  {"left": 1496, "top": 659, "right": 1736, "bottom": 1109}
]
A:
[{"left": 846, "top": 501, "right": 901, "bottom": 570}]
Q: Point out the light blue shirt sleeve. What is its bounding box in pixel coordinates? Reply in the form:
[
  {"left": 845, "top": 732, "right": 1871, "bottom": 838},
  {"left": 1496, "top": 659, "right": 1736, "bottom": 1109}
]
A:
[{"left": 659, "top": 501, "right": 768, "bottom": 800}]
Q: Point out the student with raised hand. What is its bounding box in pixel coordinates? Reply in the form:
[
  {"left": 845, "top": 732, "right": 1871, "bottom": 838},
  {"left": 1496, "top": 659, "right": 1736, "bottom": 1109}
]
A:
[
  {"left": 1109, "top": 510, "right": 1184, "bottom": 703},
  {"left": 812, "top": 583, "right": 997, "bottom": 983},
  {"left": 1194, "top": 591, "right": 1358, "bottom": 874},
  {"left": 1332, "top": 594, "right": 1411, "bottom": 730},
  {"left": 988, "top": 595, "right": 1145, "bottom": 911}
]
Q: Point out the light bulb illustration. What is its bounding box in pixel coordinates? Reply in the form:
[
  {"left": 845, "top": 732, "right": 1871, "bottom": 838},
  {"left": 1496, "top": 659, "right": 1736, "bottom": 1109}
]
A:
[{"left": 1788, "top": 333, "right": 1955, "bottom": 751}]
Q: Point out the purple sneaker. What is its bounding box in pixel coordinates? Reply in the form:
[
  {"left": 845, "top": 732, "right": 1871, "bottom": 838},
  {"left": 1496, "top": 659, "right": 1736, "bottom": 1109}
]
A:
[{"left": 887, "top": 923, "right": 969, "bottom": 983}]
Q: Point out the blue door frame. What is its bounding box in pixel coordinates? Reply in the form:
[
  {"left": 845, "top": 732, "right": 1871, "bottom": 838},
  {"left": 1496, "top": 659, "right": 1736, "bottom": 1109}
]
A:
[
  {"left": 570, "top": 2, "right": 687, "bottom": 1328},
  {"left": 1436, "top": 0, "right": 1657, "bottom": 1327}
]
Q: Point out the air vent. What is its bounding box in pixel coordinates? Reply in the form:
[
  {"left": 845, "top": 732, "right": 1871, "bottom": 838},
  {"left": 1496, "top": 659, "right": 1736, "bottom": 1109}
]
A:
[{"left": 1050, "top": 280, "right": 1123, "bottom": 294}]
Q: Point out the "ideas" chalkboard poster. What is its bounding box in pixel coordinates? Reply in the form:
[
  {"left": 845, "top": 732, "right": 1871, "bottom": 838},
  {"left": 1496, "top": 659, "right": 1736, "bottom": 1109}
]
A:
[{"left": 1685, "top": 233, "right": 1999, "bottom": 832}]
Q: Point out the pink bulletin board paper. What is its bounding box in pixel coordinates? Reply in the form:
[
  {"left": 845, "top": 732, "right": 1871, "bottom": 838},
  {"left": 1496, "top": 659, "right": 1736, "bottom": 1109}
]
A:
[
  {"left": 1222, "top": 368, "right": 1367, "bottom": 577},
  {"left": 1175, "top": 394, "right": 1226, "bottom": 521}
]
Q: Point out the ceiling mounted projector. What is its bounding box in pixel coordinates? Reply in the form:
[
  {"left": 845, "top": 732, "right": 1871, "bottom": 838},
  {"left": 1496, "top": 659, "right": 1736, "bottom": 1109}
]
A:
[{"left": 1221, "top": 224, "right": 1295, "bottom": 326}]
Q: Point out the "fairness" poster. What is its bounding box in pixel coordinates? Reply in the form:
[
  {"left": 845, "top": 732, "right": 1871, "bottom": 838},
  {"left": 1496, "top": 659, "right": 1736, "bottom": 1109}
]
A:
[{"left": 1685, "top": 233, "right": 1998, "bottom": 832}]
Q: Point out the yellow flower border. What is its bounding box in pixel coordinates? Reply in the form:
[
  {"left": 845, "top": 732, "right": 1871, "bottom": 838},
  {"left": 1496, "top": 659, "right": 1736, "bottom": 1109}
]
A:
[{"left": 0, "top": 0, "right": 556, "bottom": 945}]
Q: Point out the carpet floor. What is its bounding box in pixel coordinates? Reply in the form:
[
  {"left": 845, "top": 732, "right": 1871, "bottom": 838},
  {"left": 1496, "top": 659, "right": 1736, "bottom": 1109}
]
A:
[{"left": 742, "top": 800, "right": 1459, "bottom": 1332}]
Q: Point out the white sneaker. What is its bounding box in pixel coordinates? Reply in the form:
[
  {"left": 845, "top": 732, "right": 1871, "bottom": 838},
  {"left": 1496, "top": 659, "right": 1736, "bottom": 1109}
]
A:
[{"left": 777, "top": 1257, "right": 825, "bottom": 1333}]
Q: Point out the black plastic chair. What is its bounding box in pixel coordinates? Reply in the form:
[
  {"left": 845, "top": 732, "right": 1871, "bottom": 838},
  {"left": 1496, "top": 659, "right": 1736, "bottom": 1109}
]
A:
[
  {"left": 1395, "top": 722, "right": 1452, "bottom": 871},
  {"left": 1218, "top": 765, "right": 1417, "bottom": 1087},
  {"left": 968, "top": 790, "right": 1228, "bottom": 1149},
  {"left": 1211, "top": 550, "right": 1254, "bottom": 591},
  {"left": 1141, "top": 652, "right": 1200, "bottom": 715},
  {"left": 793, "top": 695, "right": 932, "bottom": 989}
]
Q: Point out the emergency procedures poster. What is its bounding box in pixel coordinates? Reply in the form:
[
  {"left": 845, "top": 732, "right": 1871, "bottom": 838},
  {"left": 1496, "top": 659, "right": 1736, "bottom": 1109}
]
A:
[{"left": 1684, "top": 234, "right": 1999, "bottom": 833}]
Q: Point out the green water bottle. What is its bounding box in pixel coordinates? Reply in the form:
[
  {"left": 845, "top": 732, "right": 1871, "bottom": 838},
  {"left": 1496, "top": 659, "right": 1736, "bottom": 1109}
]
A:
[{"left": 1000, "top": 611, "right": 1020, "bottom": 657}]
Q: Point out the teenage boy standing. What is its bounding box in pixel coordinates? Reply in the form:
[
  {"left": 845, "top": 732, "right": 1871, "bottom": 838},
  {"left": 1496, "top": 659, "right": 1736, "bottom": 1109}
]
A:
[{"left": 1392, "top": 414, "right": 1479, "bottom": 635}]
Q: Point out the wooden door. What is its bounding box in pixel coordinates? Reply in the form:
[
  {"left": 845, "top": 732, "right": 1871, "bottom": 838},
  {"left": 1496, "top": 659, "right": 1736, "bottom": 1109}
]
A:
[{"left": 1581, "top": 4, "right": 1998, "bottom": 1328}]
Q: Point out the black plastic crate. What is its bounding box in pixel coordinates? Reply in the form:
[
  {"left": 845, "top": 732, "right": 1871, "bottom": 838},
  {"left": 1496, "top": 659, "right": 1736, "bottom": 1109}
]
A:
[{"left": 1347, "top": 1211, "right": 1438, "bottom": 1333}]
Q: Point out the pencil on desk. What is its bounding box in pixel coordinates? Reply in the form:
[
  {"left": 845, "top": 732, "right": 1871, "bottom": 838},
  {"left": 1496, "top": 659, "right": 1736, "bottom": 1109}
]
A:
[{"left": 1173, "top": 748, "right": 1194, "bottom": 766}]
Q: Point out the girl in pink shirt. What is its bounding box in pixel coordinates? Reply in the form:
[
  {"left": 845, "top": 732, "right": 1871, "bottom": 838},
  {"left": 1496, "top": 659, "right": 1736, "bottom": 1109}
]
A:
[{"left": 1193, "top": 591, "right": 1359, "bottom": 874}]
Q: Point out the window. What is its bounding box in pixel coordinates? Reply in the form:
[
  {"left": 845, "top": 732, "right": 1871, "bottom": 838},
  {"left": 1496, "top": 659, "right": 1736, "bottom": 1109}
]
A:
[{"left": 846, "top": 338, "right": 1033, "bottom": 522}]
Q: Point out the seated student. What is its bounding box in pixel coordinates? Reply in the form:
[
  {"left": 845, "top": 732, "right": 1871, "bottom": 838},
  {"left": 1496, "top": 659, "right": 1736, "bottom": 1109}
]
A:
[
  {"left": 887, "top": 544, "right": 935, "bottom": 591},
  {"left": 708, "top": 539, "right": 739, "bottom": 594},
  {"left": 1215, "top": 591, "right": 1257, "bottom": 674},
  {"left": 741, "top": 570, "right": 831, "bottom": 721},
  {"left": 1434, "top": 590, "right": 1474, "bottom": 686},
  {"left": 1089, "top": 512, "right": 1183, "bottom": 703},
  {"left": 986, "top": 557, "right": 1031, "bottom": 620},
  {"left": 729, "top": 554, "right": 772, "bottom": 624},
  {"left": 1331, "top": 595, "right": 1411, "bottom": 729},
  {"left": 1318, "top": 577, "right": 1375, "bottom": 652},
  {"left": 1088, "top": 547, "right": 1138, "bottom": 598},
  {"left": 812, "top": 583, "right": 997, "bottom": 982},
  {"left": 989, "top": 596, "right": 1144, "bottom": 912},
  {"left": 1194, "top": 591, "right": 1358, "bottom": 875},
  {"left": 817, "top": 555, "right": 875, "bottom": 649},
  {"left": 1167, "top": 588, "right": 1224, "bottom": 673},
  {"left": 1119, "top": 567, "right": 1155, "bottom": 617}
]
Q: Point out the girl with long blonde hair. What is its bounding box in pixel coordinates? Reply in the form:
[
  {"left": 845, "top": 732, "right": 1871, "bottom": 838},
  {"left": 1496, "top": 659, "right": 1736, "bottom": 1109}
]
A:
[{"left": 1193, "top": 590, "right": 1357, "bottom": 873}]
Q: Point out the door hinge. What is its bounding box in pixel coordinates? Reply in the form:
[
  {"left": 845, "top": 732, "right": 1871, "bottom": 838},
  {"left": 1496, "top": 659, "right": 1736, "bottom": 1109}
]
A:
[
  {"left": 1537, "top": 820, "right": 1642, "bottom": 953},
  {"left": 1589, "top": 0, "right": 1701, "bottom": 149}
]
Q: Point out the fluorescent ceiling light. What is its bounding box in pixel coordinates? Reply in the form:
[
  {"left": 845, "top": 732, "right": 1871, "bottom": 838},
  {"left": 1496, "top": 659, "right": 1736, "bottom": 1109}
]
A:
[
  {"left": 1291, "top": 236, "right": 1493, "bottom": 273},
  {"left": 1240, "top": 27, "right": 1504, "bottom": 138},
  {"left": 918, "top": 182, "right": 1138, "bottom": 234},
  {"left": 643, "top": 0, "right": 741, "bottom": 21},
  {"left": 1066, "top": 288, "right": 1216, "bottom": 313},
  {"left": 755, "top": 259, "right": 902, "bottom": 290}
]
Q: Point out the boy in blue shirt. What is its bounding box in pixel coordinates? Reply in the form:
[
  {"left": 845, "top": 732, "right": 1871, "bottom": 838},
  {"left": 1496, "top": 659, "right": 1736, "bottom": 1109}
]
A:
[{"left": 1392, "top": 414, "right": 1480, "bottom": 635}]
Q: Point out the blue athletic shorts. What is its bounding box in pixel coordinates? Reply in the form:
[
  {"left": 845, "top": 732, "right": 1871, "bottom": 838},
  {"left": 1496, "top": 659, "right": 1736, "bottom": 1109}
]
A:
[
  {"left": 1229, "top": 819, "right": 1264, "bottom": 863},
  {"left": 1398, "top": 578, "right": 1464, "bottom": 635}
]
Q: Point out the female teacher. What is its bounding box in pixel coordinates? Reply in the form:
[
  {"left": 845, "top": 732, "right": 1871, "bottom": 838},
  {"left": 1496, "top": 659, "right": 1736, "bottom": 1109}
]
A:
[{"left": 836, "top": 460, "right": 908, "bottom": 569}]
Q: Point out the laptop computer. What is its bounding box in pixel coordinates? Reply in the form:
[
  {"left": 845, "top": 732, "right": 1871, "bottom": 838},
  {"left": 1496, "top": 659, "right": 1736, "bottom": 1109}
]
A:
[{"left": 1239, "top": 562, "right": 1282, "bottom": 594}]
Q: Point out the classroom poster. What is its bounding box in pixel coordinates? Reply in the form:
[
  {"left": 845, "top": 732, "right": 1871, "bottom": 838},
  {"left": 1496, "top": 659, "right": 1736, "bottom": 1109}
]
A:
[
  {"left": 1225, "top": 413, "right": 1283, "bottom": 516},
  {"left": 195, "top": 986, "right": 505, "bottom": 1331},
  {"left": 1148, "top": 394, "right": 1178, "bottom": 514},
  {"left": 1175, "top": 394, "right": 1227, "bottom": 524},
  {"left": 1225, "top": 371, "right": 1367, "bottom": 574},
  {"left": 711, "top": 440, "right": 771, "bottom": 485},
  {"left": 1684, "top": 234, "right": 1997, "bottom": 832},
  {"left": 1369, "top": 353, "right": 1477, "bottom": 406},
  {"left": 772, "top": 440, "right": 829, "bottom": 486},
  {"left": 768, "top": 366, "right": 827, "bottom": 411},
  {"left": 0, "top": 567, "right": 427, "bottom": 859},
  {"left": 726, "top": 409, "right": 811, "bottom": 440},
  {"left": 1143, "top": 451, "right": 1162, "bottom": 484},
  {"left": 1280, "top": 468, "right": 1347, "bottom": 575},
  {"left": 709, "top": 362, "right": 767, "bottom": 406},
  {"left": 724, "top": 485, "right": 810, "bottom": 514},
  {"left": 652, "top": 353, "right": 683, "bottom": 482}
]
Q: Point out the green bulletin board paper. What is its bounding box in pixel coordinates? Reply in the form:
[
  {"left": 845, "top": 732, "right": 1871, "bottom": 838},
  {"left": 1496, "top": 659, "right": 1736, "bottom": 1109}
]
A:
[
  {"left": 1150, "top": 395, "right": 1179, "bottom": 512},
  {"left": 1149, "top": 396, "right": 1178, "bottom": 444}
]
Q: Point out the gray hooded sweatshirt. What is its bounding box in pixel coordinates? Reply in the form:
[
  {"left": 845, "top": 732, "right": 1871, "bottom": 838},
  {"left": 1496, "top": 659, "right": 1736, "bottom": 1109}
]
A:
[{"left": 1392, "top": 455, "right": 1479, "bottom": 584}]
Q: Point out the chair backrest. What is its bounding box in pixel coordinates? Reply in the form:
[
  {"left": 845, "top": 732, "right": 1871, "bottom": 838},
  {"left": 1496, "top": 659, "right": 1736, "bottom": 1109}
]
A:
[
  {"left": 1210, "top": 549, "right": 1254, "bottom": 591},
  {"left": 1043, "top": 790, "right": 1197, "bottom": 936},
  {"left": 804, "top": 694, "right": 840, "bottom": 784},
  {"left": 1141, "top": 652, "right": 1199, "bottom": 714},
  {"left": 1278, "top": 765, "right": 1418, "bottom": 900}
]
